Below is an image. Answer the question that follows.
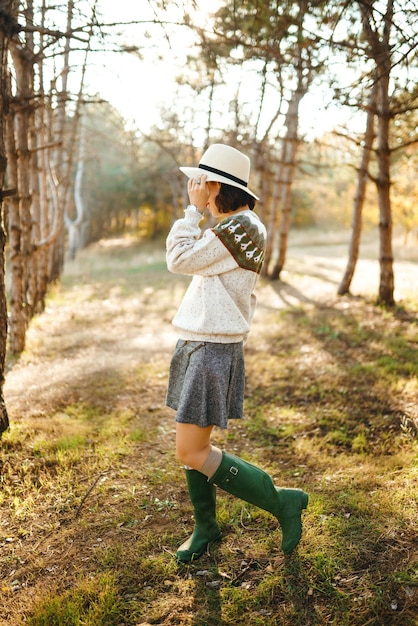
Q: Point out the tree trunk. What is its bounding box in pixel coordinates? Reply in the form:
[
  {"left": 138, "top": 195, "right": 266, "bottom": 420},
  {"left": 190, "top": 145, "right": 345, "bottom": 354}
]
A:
[
  {"left": 50, "top": 0, "right": 74, "bottom": 276},
  {"left": 66, "top": 113, "right": 86, "bottom": 260},
  {"left": 359, "top": 0, "right": 395, "bottom": 306},
  {"left": 376, "top": 71, "right": 394, "bottom": 306},
  {"left": 338, "top": 80, "right": 377, "bottom": 295},
  {"left": 270, "top": 77, "right": 306, "bottom": 280},
  {"left": 4, "top": 77, "right": 24, "bottom": 353},
  {"left": 0, "top": 0, "right": 20, "bottom": 435},
  {"left": 260, "top": 163, "right": 278, "bottom": 276},
  {"left": 269, "top": 0, "right": 310, "bottom": 280},
  {"left": 8, "top": 33, "right": 35, "bottom": 352}
]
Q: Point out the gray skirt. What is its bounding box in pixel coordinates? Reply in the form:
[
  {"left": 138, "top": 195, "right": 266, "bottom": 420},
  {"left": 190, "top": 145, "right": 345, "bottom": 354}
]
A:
[{"left": 166, "top": 339, "right": 245, "bottom": 429}]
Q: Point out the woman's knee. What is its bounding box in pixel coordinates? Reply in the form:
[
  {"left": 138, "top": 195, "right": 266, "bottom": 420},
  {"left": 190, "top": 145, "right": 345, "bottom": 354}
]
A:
[
  {"left": 175, "top": 440, "right": 201, "bottom": 468},
  {"left": 175, "top": 439, "right": 190, "bottom": 465},
  {"left": 175, "top": 423, "right": 212, "bottom": 469},
  {"left": 176, "top": 445, "right": 201, "bottom": 469}
]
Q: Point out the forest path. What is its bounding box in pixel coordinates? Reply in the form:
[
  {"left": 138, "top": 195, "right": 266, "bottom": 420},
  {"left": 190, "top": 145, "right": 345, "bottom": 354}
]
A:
[{"left": 5, "top": 232, "right": 416, "bottom": 421}]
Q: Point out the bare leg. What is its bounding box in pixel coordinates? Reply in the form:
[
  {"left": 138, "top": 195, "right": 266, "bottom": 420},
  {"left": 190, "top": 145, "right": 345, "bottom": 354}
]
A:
[
  {"left": 175, "top": 423, "right": 222, "bottom": 562},
  {"left": 175, "top": 422, "right": 214, "bottom": 470}
]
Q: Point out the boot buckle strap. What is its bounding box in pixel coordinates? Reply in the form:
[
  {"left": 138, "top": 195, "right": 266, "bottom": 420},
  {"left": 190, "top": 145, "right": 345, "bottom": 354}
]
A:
[{"left": 229, "top": 466, "right": 238, "bottom": 476}]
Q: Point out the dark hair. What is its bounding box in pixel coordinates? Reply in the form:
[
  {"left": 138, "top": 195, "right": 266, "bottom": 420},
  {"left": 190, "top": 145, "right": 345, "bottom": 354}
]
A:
[{"left": 215, "top": 183, "right": 256, "bottom": 214}]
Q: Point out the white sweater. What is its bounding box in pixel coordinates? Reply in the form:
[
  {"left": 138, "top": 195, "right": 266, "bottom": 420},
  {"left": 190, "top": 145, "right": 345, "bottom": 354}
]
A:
[{"left": 166, "top": 206, "right": 267, "bottom": 343}]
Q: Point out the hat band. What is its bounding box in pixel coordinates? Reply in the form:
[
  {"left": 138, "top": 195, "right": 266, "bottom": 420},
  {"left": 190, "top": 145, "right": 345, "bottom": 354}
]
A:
[{"left": 199, "top": 163, "right": 248, "bottom": 187}]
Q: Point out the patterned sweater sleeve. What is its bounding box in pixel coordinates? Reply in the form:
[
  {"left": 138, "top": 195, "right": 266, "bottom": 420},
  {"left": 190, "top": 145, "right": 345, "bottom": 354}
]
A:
[
  {"left": 213, "top": 214, "right": 265, "bottom": 274},
  {"left": 166, "top": 208, "right": 266, "bottom": 277},
  {"left": 166, "top": 207, "right": 238, "bottom": 276}
]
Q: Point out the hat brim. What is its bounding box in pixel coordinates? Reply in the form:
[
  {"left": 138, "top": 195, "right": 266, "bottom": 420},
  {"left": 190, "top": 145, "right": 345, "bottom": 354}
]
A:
[{"left": 179, "top": 166, "right": 259, "bottom": 200}]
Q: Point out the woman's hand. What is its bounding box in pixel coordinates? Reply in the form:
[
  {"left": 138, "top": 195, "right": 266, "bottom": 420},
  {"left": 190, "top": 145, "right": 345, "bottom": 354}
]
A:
[{"left": 188, "top": 175, "right": 208, "bottom": 212}]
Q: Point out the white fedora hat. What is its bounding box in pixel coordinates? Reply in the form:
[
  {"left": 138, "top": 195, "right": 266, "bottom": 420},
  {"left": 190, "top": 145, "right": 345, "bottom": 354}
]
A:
[{"left": 179, "top": 144, "right": 259, "bottom": 200}]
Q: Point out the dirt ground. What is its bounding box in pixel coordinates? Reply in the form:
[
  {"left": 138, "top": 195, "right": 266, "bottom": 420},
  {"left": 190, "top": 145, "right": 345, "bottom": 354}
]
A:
[{"left": 4, "top": 230, "right": 417, "bottom": 425}]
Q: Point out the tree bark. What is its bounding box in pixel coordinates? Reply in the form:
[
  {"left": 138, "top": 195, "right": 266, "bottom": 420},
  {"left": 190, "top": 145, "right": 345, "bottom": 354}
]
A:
[
  {"left": 8, "top": 30, "right": 35, "bottom": 352},
  {"left": 338, "top": 80, "right": 377, "bottom": 295},
  {"left": 5, "top": 75, "right": 24, "bottom": 353},
  {"left": 270, "top": 94, "right": 304, "bottom": 279},
  {"left": 376, "top": 69, "right": 394, "bottom": 305},
  {"left": 359, "top": 0, "right": 395, "bottom": 306},
  {"left": 66, "top": 114, "right": 86, "bottom": 260},
  {"left": 260, "top": 161, "right": 278, "bottom": 276},
  {"left": 270, "top": 63, "right": 308, "bottom": 280},
  {"left": 269, "top": 0, "right": 310, "bottom": 280},
  {"left": 0, "top": 0, "right": 20, "bottom": 435}
]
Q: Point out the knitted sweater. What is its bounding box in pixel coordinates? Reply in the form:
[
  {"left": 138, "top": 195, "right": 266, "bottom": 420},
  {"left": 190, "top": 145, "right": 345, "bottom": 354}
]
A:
[{"left": 166, "top": 206, "right": 267, "bottom": 343}]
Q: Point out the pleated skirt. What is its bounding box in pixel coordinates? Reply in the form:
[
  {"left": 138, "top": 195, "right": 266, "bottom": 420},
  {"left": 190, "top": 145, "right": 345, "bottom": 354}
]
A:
[{"left": 166, "top": 339, "right": 245, "bottom": 429}]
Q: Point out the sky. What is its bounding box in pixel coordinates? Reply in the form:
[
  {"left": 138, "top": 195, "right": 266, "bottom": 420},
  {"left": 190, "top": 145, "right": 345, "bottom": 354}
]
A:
[
  {"left": 83, "top": 1, "right": 363, "bottom": 141},
  {"left": 85, "top": 1, "right": 211, "bottom": 132}
]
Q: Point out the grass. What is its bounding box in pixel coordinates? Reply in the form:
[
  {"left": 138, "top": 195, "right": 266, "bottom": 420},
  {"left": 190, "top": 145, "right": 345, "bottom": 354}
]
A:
[{"left": 1, "top": 236, "right": 417, "bottom": 625}]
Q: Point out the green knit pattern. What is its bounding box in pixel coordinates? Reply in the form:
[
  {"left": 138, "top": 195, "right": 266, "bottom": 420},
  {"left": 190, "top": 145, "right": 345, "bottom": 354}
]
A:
[{"left": 214, "top": 215, "right": 265, "bottom": 274}]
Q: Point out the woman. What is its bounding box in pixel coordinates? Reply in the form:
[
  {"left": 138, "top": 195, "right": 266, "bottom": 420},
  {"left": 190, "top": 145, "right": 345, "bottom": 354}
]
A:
[{"left": 166, "top": 144, "right": 308, "bottom": 563}]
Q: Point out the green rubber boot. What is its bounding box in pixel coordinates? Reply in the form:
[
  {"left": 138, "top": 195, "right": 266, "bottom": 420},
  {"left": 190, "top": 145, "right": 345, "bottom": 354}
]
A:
[
  {"left": 209, "top": 452, "right": 308, "bottom": 554},
  {"left": 176, "top": 469, "right": 222, "bottom": 563}
]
